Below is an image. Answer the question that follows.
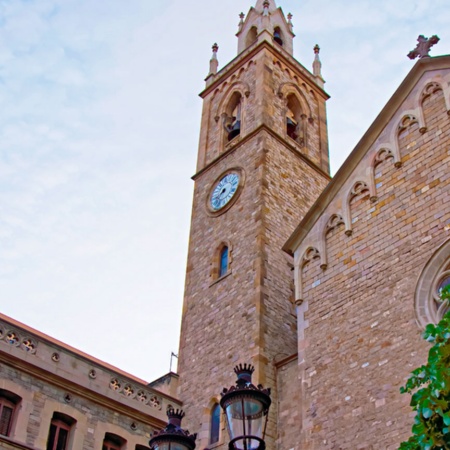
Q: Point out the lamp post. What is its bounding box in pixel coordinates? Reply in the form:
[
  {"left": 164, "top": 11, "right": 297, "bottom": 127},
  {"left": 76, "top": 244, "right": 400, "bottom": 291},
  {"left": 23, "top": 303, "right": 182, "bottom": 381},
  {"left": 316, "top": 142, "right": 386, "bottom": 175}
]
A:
[
  {"left": 149, "top": 408, "right": 197, "bottom": 450},
  {"left": 220, "top": 364, "right": 272, "bottom": 450}
]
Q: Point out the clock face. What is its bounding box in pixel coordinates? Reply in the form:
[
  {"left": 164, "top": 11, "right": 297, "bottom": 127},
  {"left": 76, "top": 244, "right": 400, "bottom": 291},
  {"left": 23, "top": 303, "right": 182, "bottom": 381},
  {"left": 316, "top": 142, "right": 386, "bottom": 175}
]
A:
[{"left": 210, "top": 173, "right": 240, "bottom": 211}]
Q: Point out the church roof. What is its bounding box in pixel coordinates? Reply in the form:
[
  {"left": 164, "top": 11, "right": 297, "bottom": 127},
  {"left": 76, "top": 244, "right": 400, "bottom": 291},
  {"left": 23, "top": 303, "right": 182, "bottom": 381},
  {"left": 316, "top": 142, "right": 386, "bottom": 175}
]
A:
[{"left": 283, "top": 54, "right": 450, "bottom": 255}]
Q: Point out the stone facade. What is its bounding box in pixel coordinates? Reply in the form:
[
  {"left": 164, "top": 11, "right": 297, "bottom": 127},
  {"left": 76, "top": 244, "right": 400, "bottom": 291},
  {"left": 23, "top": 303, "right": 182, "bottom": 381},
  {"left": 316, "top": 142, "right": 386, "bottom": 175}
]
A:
[
  {"left": 2, "top": 2, "right": 450, "bottom": 450},
  {"left": 177, "top": 1, "right": 330, "bottom": 449},
  {"left": 285, "top": 57, "right": 450, "bottom": 449},
  {"left": 0, "top": 313, "right": 181, "bottom": 449}
]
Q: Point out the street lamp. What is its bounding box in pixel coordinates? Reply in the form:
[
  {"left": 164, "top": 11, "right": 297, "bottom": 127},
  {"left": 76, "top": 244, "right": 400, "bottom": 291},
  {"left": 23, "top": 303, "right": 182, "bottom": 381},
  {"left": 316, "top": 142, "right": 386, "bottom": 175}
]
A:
[
  {"left": 149, "top": 408, "right": 197, "bottom": 450},
  {"left": 220, "top": 364, "right": 272, "bottom": 450}
]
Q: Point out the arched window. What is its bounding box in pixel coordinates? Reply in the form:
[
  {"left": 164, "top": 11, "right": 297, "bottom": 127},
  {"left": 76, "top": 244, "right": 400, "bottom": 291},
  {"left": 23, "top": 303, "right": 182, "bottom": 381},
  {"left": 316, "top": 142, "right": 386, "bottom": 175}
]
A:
[
  {"left": 415, "top": 239, "right": 450, "bottom": 327},
  {"left": 46, "top": 412, "right": 76, "bottom": 450},
  {"left": 103, "top": 433, "right": 126, "bottom": 450},
  {"left": 210, "top": 403, "right": 221, "bottom": 445},
  {"left": 246, "top": 26, "right": 258, "bottom": 48},
  {"left": 274, "top": 27, "right": 283, "bottom": 46},
  {"left": 223, "top": 92, "right": 242, "bottom": 143},
  {"left": 0, "top": 390, "right": 21, "bottom": 437},
  {"left": 136, "top": 445, "right": 151, "bottom": 450},
  {"left": 286, "top": 94, "right": 306, "bottom": 147},
  {"left": 219, "top": 247, "right": 229, "bottom": 278}
]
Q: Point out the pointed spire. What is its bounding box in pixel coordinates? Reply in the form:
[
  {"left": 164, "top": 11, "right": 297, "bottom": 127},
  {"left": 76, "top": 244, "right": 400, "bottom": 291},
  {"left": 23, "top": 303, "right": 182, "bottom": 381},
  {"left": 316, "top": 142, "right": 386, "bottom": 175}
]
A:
[
  {"left": 287, "top": 13, "right": 293, "bottom": 32},
  {"left": 255, "top": 0, "right": 277, "bottom": 13},
  {"left": 238, "top": 12, "right": 245, "bottom": 32},
  {"left": 209, "top": 43, "right": 219, "bottom": 76},
  {"left": 312, "top": 44, "right": 324, "bottom": 87}
]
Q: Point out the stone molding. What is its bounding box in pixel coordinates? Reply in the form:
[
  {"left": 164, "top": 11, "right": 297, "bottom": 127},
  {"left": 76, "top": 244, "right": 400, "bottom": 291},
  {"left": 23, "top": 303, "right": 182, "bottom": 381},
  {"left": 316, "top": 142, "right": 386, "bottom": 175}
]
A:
[
  {"left": 0, "top": 313, "right": 179, "bottom": 426},
  {"left": 284, "top": 57, "right": 450, "bottom": 255},
  {"left": 288, "top": 66, "right": 450, "bottom": 305},
  {"left": 415, "top": 238, "right": 450, "bottom": 328}
]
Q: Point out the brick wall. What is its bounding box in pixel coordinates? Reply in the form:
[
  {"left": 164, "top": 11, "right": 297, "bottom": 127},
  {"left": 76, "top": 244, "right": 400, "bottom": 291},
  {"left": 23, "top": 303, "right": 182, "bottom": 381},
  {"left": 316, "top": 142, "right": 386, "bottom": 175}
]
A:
[
  {"left": 178, "top": 42, "right": 330, "bottom": 449},
  {"left": 292, "top": 68, "right": 450, "bottom": 449}
]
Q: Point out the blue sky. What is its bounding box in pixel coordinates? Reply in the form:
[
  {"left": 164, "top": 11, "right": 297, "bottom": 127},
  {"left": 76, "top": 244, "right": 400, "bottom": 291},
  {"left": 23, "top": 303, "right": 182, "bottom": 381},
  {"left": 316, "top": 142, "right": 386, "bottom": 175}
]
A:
[{"left": 0, "top": 0, "right": 449, "bottom": 381}]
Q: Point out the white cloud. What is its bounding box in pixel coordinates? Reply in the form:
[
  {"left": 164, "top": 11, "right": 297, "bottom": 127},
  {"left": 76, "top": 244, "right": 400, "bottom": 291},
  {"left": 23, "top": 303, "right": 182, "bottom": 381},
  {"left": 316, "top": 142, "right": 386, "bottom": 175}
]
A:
[{"left": 0, "top": 0, "right": 448, "bottom": 380}]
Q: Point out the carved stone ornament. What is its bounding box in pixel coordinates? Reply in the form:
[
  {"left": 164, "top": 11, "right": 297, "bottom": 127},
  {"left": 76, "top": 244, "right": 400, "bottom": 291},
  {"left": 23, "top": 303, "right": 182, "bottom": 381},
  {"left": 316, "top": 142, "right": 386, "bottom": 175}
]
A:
[
  {"left": 326, "top": 214, "right": 344, "bottom": 234},
  {"left": 374, "top": 148, "right": 394, "bottom": 167},
  {"left": 124, "top": 385, "right": 136, "bottom": 397},
  {"left": 350, "top": 181, "right": 369, "bottom": 200},
  {"left": 407, "top": 35, "right": 440, "bottom": 60},
  {"left": 137, "top": 390, "right": 148, "bottom": 403},
  {"left": 421, "top": 82, "right": 442, "bottom": 101},
  {"left": 302, "top": 247, "right": 320, "bottom": 267},
  {"left": 398, "top": 114, "right": 418, "bottom": 133},
  {"left": 109, "top": 378, "right": 121, "bottom": 391}
]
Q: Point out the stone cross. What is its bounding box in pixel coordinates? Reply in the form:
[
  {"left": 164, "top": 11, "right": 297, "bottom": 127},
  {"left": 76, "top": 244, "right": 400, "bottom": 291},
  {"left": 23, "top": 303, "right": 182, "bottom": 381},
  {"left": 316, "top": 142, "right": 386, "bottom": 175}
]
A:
[{"left": 407, "top": 35, "right": 440, "bottom": 59}]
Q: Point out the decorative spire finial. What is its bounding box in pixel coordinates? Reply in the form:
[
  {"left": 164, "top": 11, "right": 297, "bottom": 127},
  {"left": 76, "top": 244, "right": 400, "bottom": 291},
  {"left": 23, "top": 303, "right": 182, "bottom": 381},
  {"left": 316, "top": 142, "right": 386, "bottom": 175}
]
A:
[
  {"left": 287, "top": 13, "right": 293, "bottom": 32},
  {"left": 407, "top": 35, "right": 440, "bottom": 60},
  {"left": 313, "top": 44, "right": 322, "bottom": 78},
  {"left": 209, "top": 43, "right": 219, "bottom": 76},
  {"left": 238, "top": 12, "right": 245, "bottom": 32}
]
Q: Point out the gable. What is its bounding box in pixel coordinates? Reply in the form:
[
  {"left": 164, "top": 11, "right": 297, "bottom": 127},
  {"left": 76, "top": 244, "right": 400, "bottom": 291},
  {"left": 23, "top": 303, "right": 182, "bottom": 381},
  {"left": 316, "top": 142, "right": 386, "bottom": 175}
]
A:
[{"left": 284, "top": 55, "right": 450, "bottom": 261}]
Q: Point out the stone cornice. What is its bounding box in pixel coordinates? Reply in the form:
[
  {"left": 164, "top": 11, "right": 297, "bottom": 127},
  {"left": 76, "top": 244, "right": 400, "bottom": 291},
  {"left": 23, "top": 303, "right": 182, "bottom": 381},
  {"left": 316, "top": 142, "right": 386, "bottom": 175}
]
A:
[
  {"left": 192, "top": 123, "right": 332, "bottom": 182},
  {"left": 200, "top": 40, "right": 329, "bottom": 101},
  {"left": 0, "top": 350, "right": 167, "bottom": 429},
  {"left": 0, "top": 435, "right": 39, "bottom": 450},
  {"left": 0, "top": 312, "right": 149, "bottom": 385},
  {"left": 283, "top": 54, "right": 450, "bottom": 255}
]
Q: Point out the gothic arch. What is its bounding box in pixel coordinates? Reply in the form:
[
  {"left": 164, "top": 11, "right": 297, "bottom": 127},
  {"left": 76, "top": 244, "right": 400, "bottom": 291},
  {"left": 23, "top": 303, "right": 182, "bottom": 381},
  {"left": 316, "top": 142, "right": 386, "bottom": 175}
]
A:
[
  {"left": 216, "top": 81, "right": 251, "bottom": 119},
  {"left": 197, "top": 397, "right": 223, "bottom": 449},
  {"left": 369, "top": 146, "right": 396, "bottom": 202},
  {"left": 321, "top": 214, "right": 345, "bottom": 270},
  {"left": 417, "top": 80, "right": 450, "bottom": 116},
  {"left": 420, "top": 81, "right": 443, "bottom": 104},
  {"left": 277, "top": 82, "right": 312, "bottom": 119},
  {"left": 215, "top": 82, "right": 250, "bottom": 148},
  {"left": 245, "top": 26, "right": 258, "bottom": 48},
  {"left": 415, "top": 238, "right": 450, "bottom": 328},
  {"left": 387, "top": 111, "right": 421, "bottom": 166},
  {"left": 295, "top": 246, "right": 321, "bottom": 302},
  {"left": 210, "top": 240, "right": 233, "bottom": 280},
  {"left": 344, "top": 181, "right": 370, "bottom": 236},
  {"left": 397, "top": 112, "right": 420, "bottom": 134}
]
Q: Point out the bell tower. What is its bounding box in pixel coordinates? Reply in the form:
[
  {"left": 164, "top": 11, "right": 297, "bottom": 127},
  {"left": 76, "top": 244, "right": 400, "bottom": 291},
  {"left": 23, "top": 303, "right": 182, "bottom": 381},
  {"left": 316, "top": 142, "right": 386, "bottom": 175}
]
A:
[{"left": 178, "top": 1, "right": 331, "bottom": 447}]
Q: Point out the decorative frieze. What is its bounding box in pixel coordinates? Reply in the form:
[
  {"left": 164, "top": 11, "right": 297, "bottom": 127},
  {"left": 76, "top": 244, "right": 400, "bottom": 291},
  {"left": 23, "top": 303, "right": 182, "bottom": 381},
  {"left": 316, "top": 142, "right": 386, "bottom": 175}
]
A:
[
  {"left": 0, "top": 322, "right": 37, "bottom": 355},
  {"left": 109, "top": 378, "right": 163, "bottom": 410}
]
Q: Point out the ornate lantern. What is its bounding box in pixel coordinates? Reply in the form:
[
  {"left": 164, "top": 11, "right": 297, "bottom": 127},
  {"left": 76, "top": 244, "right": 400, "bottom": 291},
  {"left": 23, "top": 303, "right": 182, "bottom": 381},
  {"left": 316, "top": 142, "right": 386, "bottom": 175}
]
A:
[
  {"left": 149, "top": 409, "right": 196, "bottom": 450},
  {"left": 220, "top": 364, "right": 271, "bottom": 450}
]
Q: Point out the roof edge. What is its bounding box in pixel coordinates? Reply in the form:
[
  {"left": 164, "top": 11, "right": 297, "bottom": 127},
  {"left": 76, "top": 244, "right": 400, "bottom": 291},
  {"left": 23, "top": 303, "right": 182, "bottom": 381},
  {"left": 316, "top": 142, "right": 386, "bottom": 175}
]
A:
[{"left": 283, "top": 54, "right": 450, "bottom": 255}]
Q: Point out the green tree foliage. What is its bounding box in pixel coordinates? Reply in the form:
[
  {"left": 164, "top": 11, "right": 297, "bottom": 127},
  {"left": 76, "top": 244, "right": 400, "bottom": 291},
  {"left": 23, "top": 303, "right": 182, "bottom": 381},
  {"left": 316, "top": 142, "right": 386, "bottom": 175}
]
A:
[{"left": 399, "top": 285, "right": 450, "bottom": 450}]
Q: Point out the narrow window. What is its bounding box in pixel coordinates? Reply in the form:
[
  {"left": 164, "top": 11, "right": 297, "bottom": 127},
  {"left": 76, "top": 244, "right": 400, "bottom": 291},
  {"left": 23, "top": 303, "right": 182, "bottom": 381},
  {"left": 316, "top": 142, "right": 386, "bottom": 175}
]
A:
[
  {"left": 46, "top": 413, "right": 76, "bottom": 450},
  {"left": 223, "top": 92, "right": 242, "bottom": 144},
  {"left": 286, "top": 94, "right": 306, "bottom": 147},
  {"left": 219, "top": 247, "right": 229, "bottom": 277},
  {"left": 210, "top": 403, "right": 221, "bottom": 445},
  {"left": 0, "top": 390, "right": 21, "bottom": 437},
  {"left": 274, "top": 27, "right": 283, "bottom": 46},
  {"left": 103, "top": 433, "right": 126, "bottom": 450},
  {"left": 246, "top": 26, "right": 258, "bottom": 48}
]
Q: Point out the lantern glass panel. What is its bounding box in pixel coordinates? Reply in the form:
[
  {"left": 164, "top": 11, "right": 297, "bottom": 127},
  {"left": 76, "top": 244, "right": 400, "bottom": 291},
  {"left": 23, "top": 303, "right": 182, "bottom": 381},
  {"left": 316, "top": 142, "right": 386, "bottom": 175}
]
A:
[{"left": 225, "top": 397, "right": 265, "bottom": 449}]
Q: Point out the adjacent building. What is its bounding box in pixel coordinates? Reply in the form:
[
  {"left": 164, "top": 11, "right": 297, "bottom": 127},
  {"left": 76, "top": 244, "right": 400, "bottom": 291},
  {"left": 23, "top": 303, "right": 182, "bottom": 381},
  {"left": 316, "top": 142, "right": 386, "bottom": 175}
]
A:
[{"left": 1, "top": 0, "right": 450, "bottom": 449}]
